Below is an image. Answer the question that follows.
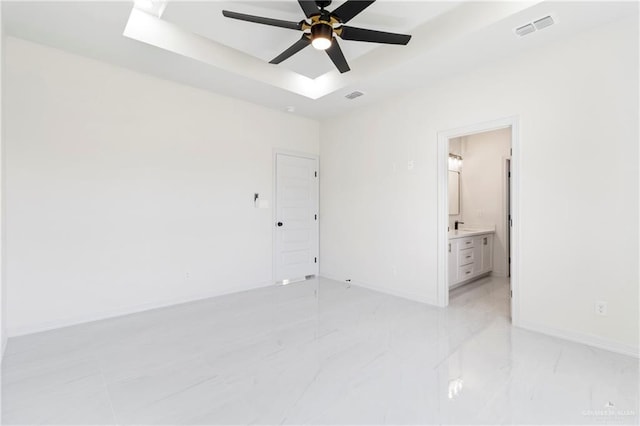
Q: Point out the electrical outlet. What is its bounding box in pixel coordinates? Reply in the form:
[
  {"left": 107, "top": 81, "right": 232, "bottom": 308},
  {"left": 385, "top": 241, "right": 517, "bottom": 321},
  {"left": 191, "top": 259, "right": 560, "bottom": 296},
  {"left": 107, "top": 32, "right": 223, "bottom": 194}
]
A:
[
  {"left": 595, "top": 301, "right": 607, "bottom": 316},
  {"left": 407, "top": 160, "right": 415, "bottom": 170}
]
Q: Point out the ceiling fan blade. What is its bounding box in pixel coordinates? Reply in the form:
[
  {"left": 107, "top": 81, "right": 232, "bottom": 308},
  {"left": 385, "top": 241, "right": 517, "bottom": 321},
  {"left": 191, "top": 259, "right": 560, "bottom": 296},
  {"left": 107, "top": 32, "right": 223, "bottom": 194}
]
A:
[
  {"left": 339, "top": 26, "right": 411, "bottom": 45},
  {"left": 298, "top": 0, "right": 319, "bottom": 18},
  {"left": 222, "top": 10, "right": 303, "bottom": 31},
  {"left": 330, "top": 0, "right": 375, "bottom": 23},
  {"left": 326, "top": 38, "right": 350, "bottom": 73},
  {"left": 270, "top": 35, "right": 311, "bottom": 64}
]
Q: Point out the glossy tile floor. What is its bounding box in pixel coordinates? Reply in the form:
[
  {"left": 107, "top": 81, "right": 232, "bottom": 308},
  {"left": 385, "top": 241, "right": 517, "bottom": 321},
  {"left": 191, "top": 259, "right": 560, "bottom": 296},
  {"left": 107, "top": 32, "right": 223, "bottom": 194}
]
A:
[{"left": 2, "top": 276, "right": 638, "bottom": 425}]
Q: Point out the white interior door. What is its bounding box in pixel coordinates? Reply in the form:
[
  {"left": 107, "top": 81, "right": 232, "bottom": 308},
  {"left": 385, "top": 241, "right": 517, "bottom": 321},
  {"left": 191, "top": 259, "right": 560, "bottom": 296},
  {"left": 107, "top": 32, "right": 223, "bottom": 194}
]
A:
[{"left": 274, "top": 153, "right": 319, "bottom": 282}]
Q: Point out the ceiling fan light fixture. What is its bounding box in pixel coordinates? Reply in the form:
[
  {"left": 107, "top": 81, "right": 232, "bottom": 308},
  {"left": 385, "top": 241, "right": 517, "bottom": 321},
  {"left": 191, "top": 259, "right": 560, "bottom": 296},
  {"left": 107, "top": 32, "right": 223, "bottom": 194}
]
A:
[{"left": 311, "top": 23, "right": 333, "bottom": 50}]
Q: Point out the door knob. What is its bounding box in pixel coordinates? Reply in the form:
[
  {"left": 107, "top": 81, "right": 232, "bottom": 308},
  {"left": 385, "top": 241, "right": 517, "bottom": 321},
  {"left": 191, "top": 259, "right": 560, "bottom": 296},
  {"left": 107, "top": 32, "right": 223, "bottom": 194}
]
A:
[{"left": 277, "top": 222, "right": 283, "bottom": 227}]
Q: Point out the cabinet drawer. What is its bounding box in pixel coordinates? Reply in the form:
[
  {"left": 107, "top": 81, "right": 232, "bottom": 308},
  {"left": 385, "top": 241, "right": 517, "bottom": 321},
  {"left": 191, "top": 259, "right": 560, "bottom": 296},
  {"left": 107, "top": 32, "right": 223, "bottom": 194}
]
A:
[
  {"left": 459, "top": 237, "right": 474, "bottom": 249},
  {"left": 458, "top": 248, "right": 474, "bottom": 266},
  {"left": 458, "top": 264, "right": 474, "bottom": 280}
]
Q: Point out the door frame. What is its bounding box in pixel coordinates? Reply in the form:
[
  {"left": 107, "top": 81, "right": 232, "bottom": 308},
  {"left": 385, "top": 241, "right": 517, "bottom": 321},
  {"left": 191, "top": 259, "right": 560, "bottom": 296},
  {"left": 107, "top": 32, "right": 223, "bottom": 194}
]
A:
[
  {"left": 436, "top": 116, "right": 521, "bottom": 325},
  {"left": 272, "top": 149, "right": 320, "bottom": 284},
  {"left": 504, "top": 157, "right": 511, "bottom": 278}
]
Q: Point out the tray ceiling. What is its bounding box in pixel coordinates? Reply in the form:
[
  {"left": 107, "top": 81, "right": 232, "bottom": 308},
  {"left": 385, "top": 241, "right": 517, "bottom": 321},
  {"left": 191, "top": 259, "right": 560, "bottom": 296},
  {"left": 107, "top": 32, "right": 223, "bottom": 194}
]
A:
[{"left": 2, "top": 1, "right": 636, "bottom": 118}]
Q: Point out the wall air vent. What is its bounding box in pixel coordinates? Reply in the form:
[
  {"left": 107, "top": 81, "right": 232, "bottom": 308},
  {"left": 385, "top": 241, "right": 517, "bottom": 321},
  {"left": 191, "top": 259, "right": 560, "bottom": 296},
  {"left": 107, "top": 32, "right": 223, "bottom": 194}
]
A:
[
  {"left": 515, "top": 23, "right": 536, "bottom": 37},
  {"left": 514, "top": 15, "right": 555, "bottom": 37},
  {"left": 345, "top": 91, "right": 364, "bottom": 100}
]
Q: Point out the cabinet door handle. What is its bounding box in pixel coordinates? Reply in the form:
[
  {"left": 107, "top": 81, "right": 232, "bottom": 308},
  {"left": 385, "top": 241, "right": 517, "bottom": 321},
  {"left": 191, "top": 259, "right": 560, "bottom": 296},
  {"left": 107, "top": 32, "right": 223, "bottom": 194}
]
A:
[
  {"left": 483, "top": 237, "right": 487, "bottom": 245},
  {"left": 448, "top": 243, "right": 451, "bottom": 253},
  {"left": 465, "top": 271, "right": 471, "bottom": 275},
  {"left": 465, "top": 241, "right": 472, "bottom": 245},
  {"left": 466, "top": 255, "right": 471, "bottom": 259}
]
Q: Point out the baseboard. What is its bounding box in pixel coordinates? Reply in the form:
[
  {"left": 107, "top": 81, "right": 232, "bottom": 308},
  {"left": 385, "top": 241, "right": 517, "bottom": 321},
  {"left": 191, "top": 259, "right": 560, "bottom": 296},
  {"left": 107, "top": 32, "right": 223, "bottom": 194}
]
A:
[
  {"left": 320, "top": 273, "right": 439, "bottom": 306},
  {"left": 7, "top": 280, "right": 272, "bottom": 338},
  {"left": 518, "top": 320, "right": 639, "bottom": 359}
]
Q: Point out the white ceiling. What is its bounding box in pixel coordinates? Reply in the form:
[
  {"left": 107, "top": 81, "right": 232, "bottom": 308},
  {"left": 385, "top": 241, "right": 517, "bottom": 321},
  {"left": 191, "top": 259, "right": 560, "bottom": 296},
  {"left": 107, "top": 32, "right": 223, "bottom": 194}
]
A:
[{"left": 2, "top": 1, "right": 637, "bottom": 119}]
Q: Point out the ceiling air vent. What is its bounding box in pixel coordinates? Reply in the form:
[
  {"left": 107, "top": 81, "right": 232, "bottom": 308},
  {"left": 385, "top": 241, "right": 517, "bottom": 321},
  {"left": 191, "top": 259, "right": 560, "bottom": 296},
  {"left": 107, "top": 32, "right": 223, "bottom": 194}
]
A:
[
  {"left": 514, "top": 15, "right": 555, "bottom": 37},
  {"left": 345, "top": 91, "right": 364, "bottom": 100}
]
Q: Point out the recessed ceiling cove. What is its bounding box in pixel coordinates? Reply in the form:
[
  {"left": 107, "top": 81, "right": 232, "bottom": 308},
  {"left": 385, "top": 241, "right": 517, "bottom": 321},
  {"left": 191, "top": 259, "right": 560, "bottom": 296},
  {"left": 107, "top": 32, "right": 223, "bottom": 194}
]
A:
[
  {"left": 124, "top": 0, "right": 463, "bottom": 99},
  {"left": 161, "top": 1, "right": 451, "bottom": 79},
  {"left": 220, "top": 1, "right": 412, "bottom": 75}
]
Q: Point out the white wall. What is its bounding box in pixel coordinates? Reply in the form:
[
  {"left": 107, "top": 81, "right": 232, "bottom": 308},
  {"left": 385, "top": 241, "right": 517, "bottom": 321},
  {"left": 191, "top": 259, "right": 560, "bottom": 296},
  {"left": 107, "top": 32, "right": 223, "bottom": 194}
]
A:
[
  {"left": 4, "top": 37, "right": 319, "bottom": 336},
  {"left": 320, "top": 17, "right": 639, "bottom": 355},
  {"left": 0, "top": 0, "right": 6, "bottom": 358},
  {"left": 459, "top": 128, "right": 511, "bottom": 276}
]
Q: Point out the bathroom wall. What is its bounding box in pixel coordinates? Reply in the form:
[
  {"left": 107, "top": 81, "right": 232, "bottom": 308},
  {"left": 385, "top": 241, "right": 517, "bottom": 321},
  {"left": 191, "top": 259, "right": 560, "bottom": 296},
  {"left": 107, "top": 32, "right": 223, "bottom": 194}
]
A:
[
  {"left": 459, "top": 128, "right": 512, "bottom": 277},
  {"left": 448, "top": 137, "right": 463, "bottom": 231}
]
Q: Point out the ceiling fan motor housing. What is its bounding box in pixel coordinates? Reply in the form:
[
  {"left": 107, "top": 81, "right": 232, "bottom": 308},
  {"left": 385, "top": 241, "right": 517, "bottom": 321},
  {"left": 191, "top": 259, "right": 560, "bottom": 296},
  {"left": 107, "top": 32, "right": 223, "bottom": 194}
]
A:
[{"left": 311, "top": 22, "right": 333, "bottom": 41}]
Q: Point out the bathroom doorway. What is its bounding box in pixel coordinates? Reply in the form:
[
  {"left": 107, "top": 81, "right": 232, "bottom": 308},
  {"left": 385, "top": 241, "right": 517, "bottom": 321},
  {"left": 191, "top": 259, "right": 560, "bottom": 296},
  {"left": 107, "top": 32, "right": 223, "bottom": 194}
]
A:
[{"left": 437, "top": 117, "right": 520, "bottom": 324}]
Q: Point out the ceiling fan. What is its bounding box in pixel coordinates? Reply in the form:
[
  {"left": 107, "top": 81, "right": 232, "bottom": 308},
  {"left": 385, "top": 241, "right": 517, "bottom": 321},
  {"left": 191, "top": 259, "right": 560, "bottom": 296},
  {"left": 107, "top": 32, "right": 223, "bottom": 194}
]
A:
[{"left": 222, "top": 0, "right": 412, "bottom": 74}]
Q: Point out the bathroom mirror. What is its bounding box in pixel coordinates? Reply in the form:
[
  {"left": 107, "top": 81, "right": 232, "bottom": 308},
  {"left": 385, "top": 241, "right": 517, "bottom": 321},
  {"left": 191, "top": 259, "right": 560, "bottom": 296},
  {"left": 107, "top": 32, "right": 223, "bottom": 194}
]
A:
[{"left": 448, "top": 171, "right": 460, "bottom": 215}]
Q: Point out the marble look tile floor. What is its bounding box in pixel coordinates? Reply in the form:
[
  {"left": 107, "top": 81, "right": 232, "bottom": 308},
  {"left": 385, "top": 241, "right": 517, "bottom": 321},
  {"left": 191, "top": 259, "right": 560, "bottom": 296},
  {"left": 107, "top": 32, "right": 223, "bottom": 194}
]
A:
[{"left": 1, "top": 276, "right": 638, "bottom": 425}]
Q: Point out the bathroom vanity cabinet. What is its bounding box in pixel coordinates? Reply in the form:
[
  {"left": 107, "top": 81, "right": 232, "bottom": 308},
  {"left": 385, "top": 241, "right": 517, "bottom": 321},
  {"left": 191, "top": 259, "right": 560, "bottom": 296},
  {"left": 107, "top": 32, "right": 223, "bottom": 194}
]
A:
[{"left": 448, "top": 230, "right": 494, "bottom": 288}]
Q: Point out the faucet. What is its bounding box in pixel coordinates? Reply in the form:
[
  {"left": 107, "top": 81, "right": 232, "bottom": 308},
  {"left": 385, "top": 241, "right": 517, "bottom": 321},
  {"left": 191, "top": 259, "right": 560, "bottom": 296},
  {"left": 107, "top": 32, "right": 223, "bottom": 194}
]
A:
[{"left": 454, "top": 220, "right": 464, "bottom": 230}]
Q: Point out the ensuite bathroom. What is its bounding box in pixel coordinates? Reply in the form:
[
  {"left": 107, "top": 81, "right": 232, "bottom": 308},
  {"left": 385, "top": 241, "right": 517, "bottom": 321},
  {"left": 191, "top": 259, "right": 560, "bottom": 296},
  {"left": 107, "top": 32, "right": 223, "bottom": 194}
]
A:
[{"left": 447, "top": 127, "right": 512, "bottom": 294}]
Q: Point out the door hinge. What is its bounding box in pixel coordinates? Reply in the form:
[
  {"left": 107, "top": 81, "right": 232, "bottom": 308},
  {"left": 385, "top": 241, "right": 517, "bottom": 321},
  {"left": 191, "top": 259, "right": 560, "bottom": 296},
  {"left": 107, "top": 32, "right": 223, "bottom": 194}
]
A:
[
  {"left": 314, "top": 171, "right": 317, "bottom": 178},
  {"left": 508, "top": 171, "right": 511, "bottom": 177},
  {"left": 314, "top": 257, "right": 317, "bottom": 263},
  {"left": 314, "top": 214, "right": 317, "bottom": 220},
  {"left": 509, "top": 257, "right": 511, "bottom": 264},
  {"left": 510, "top": 148, "right": 512, "bottom": 156},
  {"left": 510, "top": 290, "right": 513, "bottom": 297}
]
